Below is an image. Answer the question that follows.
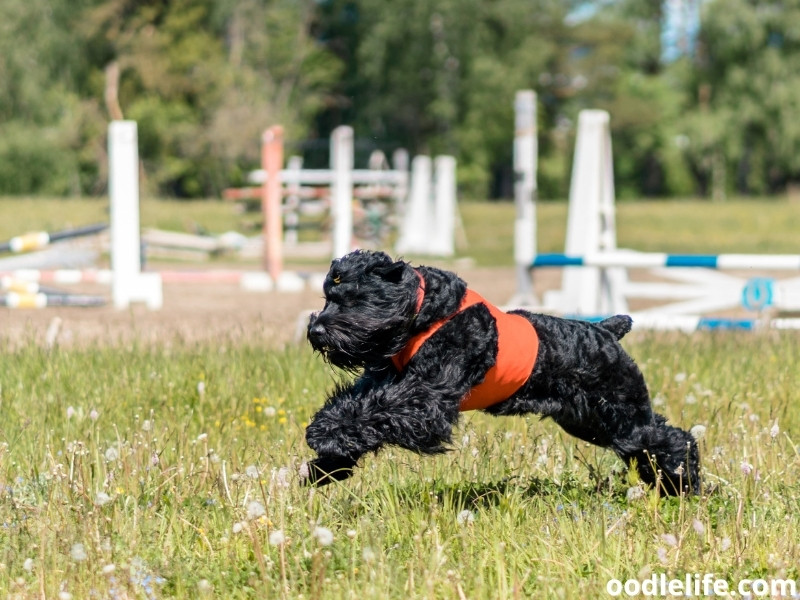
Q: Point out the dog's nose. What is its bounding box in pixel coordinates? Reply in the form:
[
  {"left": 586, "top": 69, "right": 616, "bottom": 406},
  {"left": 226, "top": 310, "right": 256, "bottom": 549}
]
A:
[{"left": 308, "top": 322, "right": 326, "bottom": 341}]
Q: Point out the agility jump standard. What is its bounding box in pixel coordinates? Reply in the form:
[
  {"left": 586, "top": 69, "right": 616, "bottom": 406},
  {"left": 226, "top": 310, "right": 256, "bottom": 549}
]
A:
[{"left": 512, "top": 94, "right": 800, "bottom": 330}]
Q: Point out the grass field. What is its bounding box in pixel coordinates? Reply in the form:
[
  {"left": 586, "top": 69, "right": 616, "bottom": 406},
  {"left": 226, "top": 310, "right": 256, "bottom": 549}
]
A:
[
  {"left": 1, "top": 196, "right": 799, "bottom": 266},
  {"left": 1, "top": 196, "right": 800, "bottom": 598},
  {"left": 1, "top": 336, "right": 799, "bottom": 598}
]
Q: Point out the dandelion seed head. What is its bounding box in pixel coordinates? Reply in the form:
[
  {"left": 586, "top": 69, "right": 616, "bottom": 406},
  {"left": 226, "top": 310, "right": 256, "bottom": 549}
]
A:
[
  {"left": 263, "top": 406, "right": 277, "bottom": 417},
  {"left": 346, "top": 529, "right": 357, "bottom": 539},
  {"left": 142, "top": 420, "right": 152, "bottom": 432},
  {"left": 198, "top": 579, "right": 212, "bottom": 592},
  {"left": 102, "top": 564, "right": 116, "bottom": 575},
  {"left": 246, "top": 500, "right": 266, "bottom": 520},
  {"left": 298, "top": 462, "right": 310, "bottom": 479},
  {"left": 22, "top": 558, "right": 34, "bottom": 572},
  {"left": 720, "top": 537, "right": 732, "bottom": 551},
  {"left": 313, "top": 526, "right": 334, "bottom": 547},
  {"left": 58, "top": 592, "right": 72, "bottom": 600},
  {"left": 656, "top": 547, "right": 668, "bottom": 563},
  {"left": 273, "top": 466, "right": 290, "bottom": 489},
  {"left": 693, "top": 519, "right": 705, "bottom": 535},
  {"left": 232, "top": 522, "right": 244, "bottom": 534},
  {"left": 70, "top": 543, "right": 87, "bottom": 562},
  {"left": 89, "top": 409, "right": 99, "bottom": 421},
  {"left": 674, "top": 372, "right": 687, "bottom": 383},
  {"left": 770, "top": 421, "right": 780, "bottom": 439},
  {"left": 95, "top": 492, "right": 112, "bottom": 506},
  {"left": 245, "top": 465, "right": 259, "bottom": 480},
  {"left": 66, "top": 406, "right": 76, "bottom": 420},
  {"left": 661, "top": 533, "right": 678, "bottom": 547},
  {"left": 690, "top": 424, "right": 706, "bottom": 441},
  {"left": 104, "top": 447, "right": 119, "bottom": 462},
  {"left": 456, "top": 510, "right": 475, "bottom": 525},
  {"left": 197, "top": 381, "right": 206, "bottom": 396},
  {"left": 269, "top": 530, "right": 286, "bottom": 546},
  {"left": 626, "top": 485, "right": 645, "bottom": 501},
  {"left": 362, "top": 547, "right": 376, "bottom": 562}
]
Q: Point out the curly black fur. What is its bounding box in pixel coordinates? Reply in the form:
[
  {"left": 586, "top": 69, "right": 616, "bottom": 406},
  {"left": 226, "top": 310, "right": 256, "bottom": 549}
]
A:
[{"left": 303, "top": 250, "right": 701, "bottom": 495}]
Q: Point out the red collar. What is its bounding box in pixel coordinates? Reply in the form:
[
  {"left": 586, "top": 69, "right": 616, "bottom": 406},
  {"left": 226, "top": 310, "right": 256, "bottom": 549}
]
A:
[{"left": 414, "top": 269, "right": 425, "bottom": 313}]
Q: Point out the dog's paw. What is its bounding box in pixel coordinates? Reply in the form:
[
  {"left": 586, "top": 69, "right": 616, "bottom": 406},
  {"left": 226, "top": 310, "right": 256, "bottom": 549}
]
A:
[{"left": 299, "top": 456, "right": 357, "bottom": 487}]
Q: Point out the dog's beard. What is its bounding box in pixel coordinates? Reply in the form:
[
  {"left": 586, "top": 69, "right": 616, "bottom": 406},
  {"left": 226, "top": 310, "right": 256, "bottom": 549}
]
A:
[{"left": 309, "top": 313, "right": 411, "bottom": 372}]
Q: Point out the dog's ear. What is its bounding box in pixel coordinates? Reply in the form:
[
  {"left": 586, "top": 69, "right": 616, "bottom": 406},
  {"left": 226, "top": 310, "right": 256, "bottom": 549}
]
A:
[{"left": 372, "top": 259, "right": 407, "bottom": 284}]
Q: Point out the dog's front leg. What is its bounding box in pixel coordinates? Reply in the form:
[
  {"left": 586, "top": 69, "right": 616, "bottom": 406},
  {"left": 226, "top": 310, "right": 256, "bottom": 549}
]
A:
[{"left": 303, "top": 371, "right": 468, "bottom": 486}]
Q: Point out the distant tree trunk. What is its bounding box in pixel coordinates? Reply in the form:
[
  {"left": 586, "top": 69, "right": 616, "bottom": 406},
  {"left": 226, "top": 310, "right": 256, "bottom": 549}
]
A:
[
  {"left": 104, "top": 61, "right": 124, "bottom": 121},
  {"left": 712, "top": 149, "right": 726, "bottom": 202}
]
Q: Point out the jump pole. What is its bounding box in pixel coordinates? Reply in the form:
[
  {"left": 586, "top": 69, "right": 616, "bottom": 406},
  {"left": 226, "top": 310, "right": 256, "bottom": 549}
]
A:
[
  {"left": 108, "top": 121, "right": 163, "bottom": 310},
  {"left": 331, "top": 126, "right": 354, "bottom": 258},
  {"left": 262, "top": 126, "right": 284, "bottom": 279},
  {"left": 511, "top": 90, "right": 538, "bottom": 305},
  {"left": 0, "top": 223, "right": 108, "bottom": 254}
]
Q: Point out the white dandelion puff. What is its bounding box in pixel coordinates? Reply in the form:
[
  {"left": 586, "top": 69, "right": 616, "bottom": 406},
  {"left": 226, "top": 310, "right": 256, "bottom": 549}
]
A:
[
  {"left": 312, "top": 526, "right": 334, "bottom": 547},
  {"left": 626, "top": 486, "right": 646, "bottom": 501},
  {"left": 661, "top": 533, "right": 678, "bottom": 547},
  {"left": 70, "top": 543, "right": 88, "bottom": 562},
  {"left": 246, "top": 500, "right": 266, "bottom": 520},
  {"left": 690, "top": 425, "right": 706, "bottom": 441},
  {"left": 22, "top": 558, "right": 34, "bottom": 572},
  {"left": 269, "top": 530, "right": 286, "bottom": 546},
  {"left": 456, "top": 510, "right": 475, "bottom": 525}
]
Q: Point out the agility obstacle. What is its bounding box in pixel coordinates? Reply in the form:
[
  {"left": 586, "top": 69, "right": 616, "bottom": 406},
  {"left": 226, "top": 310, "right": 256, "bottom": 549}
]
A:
[
  {"left": 511, "top": 92, "right": 800, "bottom": 331},
  {"left": 0, "top": 292, "right": 106, "bottom": 309},
  {"left": 225, "top": 125, "right": 458, "bottom": 281},
  {"left": 0, "top": 223, "right": 108, "bottom": 255}
]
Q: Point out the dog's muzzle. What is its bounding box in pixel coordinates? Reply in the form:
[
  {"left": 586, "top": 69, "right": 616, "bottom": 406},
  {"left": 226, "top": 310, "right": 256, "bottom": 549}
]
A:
[{"left": 307, "top": 313, "right": 329, "bottom": 351}]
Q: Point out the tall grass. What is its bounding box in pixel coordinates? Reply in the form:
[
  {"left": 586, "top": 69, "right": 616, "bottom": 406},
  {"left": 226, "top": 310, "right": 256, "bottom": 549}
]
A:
[{"left": 2, "top": 334, "right": 799, "bottom": 598}]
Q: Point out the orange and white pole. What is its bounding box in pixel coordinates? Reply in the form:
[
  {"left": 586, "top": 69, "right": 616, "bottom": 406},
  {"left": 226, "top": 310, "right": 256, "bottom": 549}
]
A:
[{"left": 262, "top": 126, "right": 284, "bottom": 281}]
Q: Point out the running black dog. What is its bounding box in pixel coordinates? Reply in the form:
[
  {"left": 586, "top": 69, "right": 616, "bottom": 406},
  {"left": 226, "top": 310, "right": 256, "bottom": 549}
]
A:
[{"left": 302, "top": 250, "right": 700, "bottom": 494}]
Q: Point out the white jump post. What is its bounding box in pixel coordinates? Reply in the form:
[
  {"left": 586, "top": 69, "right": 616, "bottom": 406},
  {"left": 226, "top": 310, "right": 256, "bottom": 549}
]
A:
[
  {"left": 331, "top": 126, "right": 354, "bottom": 258},
  {"left": 395, "top": 155, "right": 432, "bottom": 255},
  {"left": 511, "top": 90, "right": 538, "bottom": 306},
  {"left": 429, "top": 156, "right": 457, "bottom": 256},
  {"left": 552, "top": 110, "right": 626, "bottom": 315},
  {"left": 108, "top": 121, "right": 163, "bottom": 310}
]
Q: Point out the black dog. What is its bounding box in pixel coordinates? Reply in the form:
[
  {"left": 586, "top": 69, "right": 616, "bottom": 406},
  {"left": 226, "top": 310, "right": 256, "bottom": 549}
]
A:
[{"left": 302, "top": 250, "right": 700, "bottom": 495}]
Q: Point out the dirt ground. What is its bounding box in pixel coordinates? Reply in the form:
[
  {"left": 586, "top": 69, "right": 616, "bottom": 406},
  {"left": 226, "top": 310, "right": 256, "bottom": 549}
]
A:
[{"left": 1, "top": 264, "right": 557, "bottom": 348}]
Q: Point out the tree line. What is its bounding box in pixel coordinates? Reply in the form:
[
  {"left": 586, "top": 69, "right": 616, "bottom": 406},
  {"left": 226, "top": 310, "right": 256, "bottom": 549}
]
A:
[{"left": 1, "top": 0, "right": 798, "bottom": 200}]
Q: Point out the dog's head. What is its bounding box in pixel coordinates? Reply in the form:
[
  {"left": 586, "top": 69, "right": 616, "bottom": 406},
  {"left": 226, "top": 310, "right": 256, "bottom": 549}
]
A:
[{"left": 307, "top": 250, "right": 420, "bottom": 371}]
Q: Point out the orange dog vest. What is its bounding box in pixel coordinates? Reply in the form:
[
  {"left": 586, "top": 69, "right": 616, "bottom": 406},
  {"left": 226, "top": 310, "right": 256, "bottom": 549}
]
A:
[{"left": 391, "top": 285, "right": 539, "bottom": 411}]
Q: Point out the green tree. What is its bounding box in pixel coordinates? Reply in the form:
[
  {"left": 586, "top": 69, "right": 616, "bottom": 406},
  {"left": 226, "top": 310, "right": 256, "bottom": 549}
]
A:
[
  {"left": 683, "top": 0, "right": 800, "bottom": 197},
  {"left": 313, "top": 0, "right": 570, "bottom": 197}
]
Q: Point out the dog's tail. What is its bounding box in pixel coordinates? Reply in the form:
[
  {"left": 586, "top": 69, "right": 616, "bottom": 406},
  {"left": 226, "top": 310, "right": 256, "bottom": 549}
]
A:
[{"left": 598, "top": 315, "right": 633, "bottom": 340}]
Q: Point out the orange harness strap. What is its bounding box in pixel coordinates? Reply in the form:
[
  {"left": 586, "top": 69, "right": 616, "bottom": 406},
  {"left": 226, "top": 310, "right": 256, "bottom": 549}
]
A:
[{"left": 391, "top": 287, "right": 539, "bottom": 411}]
